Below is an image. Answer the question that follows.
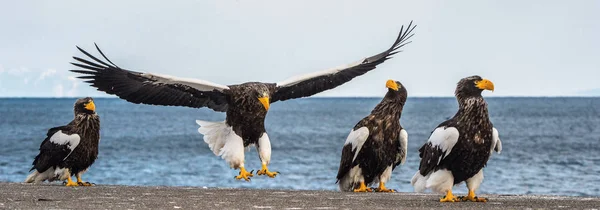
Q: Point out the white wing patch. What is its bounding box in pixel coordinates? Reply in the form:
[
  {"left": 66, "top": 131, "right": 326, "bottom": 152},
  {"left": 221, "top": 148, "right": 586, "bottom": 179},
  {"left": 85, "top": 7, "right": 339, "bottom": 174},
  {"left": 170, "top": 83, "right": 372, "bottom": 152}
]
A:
[
  {"left": 343, "top": 127, "right": 370, "bottom": 162},
  {"left": 142, "top": 72, "right": 230, "bottom": 92},
  {"left": 49, "top": 131, "right": 80, "bottom": 160},
  {"left": 399, "top": 129, "right": 408, "bottom": 165},
  {"left": 491, "top": 127, "right": 502, "bottom": 154},
  {"left": 276, "top": 60, "right": 363, "bottom": 87},
  {"left": 428, "top": 127, "right": 459, "bottom": 162}
]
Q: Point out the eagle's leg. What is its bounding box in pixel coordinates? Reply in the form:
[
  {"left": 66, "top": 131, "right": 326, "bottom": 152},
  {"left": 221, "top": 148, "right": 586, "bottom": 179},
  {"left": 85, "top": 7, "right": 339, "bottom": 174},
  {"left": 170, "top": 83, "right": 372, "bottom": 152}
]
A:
[
  {"left": 461, "top": 190, "right": 488, "bottom": 202},
  {"left": 234, "top": 167, "right": 254, "bottom": 181},
  {"left": 256, "top": 163, "right": 279, "bottom": 178},
  {"left": 375, "top": 182, "right": 395, "bottom": 192},
  {"left": 460, "top": 170, "right": 487, "bottom": 202},
  {"left": 353, "top": 181, "right": 373, "bottom": 192},
  {"left": 76, "top": 172, "right": 94, "bottom": 186},
  {"left": 440, "top": 189, "right": 459, "bottom": 202},
  {"left": 256, "top": 133, "right": 279, "bottom": 178},
  {"left": 64, "top": 170, "right": 78, "bottom": 187}
]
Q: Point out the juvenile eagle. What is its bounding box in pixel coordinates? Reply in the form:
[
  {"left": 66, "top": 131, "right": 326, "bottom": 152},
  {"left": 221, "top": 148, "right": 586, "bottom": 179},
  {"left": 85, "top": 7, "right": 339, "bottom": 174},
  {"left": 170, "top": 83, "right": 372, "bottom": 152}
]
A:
[
  {"left": 337, "top": 80, "right": 408, "bottom": 192},
  {"left": 25, "top": 97, "right": 101, "bottom": 186},
  {"left": 411, "top": 75, "right": 502, "bottom": 202},
  {"left": 70, "top": 21, "right": 416, "bottom": 181}
]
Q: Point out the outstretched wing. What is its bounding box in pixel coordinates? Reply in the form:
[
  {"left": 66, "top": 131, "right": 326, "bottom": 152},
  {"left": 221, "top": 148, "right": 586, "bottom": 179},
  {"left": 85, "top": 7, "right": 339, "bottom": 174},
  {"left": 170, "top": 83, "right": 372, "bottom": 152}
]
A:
[
  {"left": 32, "top": 127, "right": 80, "bottom": 172},
  {"left": 70, "top": 44, "right": 230, "bottom": 112},
  {"left": 393, "top": 129, "right": 408, "bottom": 170},
  {"left": 336, "top": 127, "right": 370, "bottom": 181},
  {"left": 417, "top": 126, "right": 459, "bottom": 176},
  {"left": 271, "top": 21, "right": 416, "bottom": 102}
]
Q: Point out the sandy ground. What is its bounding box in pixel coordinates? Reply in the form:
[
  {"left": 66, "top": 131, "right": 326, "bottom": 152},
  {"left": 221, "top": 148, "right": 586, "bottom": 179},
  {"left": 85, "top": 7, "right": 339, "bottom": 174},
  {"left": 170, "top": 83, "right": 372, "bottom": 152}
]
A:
[{"left": 0, "top": 182, "right": 599, "bottom": 209}]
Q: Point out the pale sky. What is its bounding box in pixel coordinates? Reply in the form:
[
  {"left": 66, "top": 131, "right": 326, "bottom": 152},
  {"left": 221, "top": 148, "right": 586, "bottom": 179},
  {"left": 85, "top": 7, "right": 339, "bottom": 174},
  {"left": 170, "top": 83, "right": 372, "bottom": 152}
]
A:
[{"left": 0, "top": 0, "right": 598, "bottom": 97}]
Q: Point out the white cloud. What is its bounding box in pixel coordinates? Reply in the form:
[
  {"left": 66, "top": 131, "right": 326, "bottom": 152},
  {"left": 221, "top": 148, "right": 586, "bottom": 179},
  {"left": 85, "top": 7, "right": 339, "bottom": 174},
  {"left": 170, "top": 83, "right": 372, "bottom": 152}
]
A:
[
  {"left": 23, "top": 78, "right": 29, "bottom": 85},
  {"left": 36, "top": 68, "right": 57, "bottom": 85},
  {"left": 0, "top": 65, "right": 4, "bottom": 74},
  {"left": 7, "top": 67, "right": 30, "bottom": 76},
  {"left": 53, "top": 84, "right": 64, "bottom": 97},
  {"left": 66, "top": 76, "right": 79, "bottom": 97}
]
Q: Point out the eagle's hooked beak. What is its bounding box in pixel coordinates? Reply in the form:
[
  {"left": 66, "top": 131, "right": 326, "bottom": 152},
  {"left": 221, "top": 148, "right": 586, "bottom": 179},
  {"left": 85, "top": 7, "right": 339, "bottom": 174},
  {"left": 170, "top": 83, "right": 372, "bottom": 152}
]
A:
[
  {"left": 475, "top": 79, "right": 495, "bottom": 92},
  {"left": 258, "top": 96, "right": 270, "bottom": 111},
  {"left": 85, "top": 100, "right": 96, "bottom": 111},
  {"left": 386, "top": 79, "right": 399, "bottom": 91}
]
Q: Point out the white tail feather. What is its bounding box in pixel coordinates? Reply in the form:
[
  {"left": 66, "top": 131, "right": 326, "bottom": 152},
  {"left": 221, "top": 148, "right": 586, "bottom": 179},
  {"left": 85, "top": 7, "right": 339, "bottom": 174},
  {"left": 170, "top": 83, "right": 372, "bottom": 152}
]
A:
[
  {"left": 196, "top": 120, "right": 245, "bottom": 169},
  {"left": 411, "top": 171, "right": 429, "bottom": 192},
  {"left": 337, "top": 166, "right": 363, "bottom": 192},
  {"left": 24, "top": 167, "right": 67, "bottom": 183}
]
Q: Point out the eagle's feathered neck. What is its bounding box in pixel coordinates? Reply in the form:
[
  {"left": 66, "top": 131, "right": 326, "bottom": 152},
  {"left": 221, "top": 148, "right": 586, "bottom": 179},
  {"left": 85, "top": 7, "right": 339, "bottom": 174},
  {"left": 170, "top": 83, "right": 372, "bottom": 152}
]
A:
[
  {"left": 73, "top": 113, "right": 101, "bottom": 143},
  {"left": 371, "top": 91, "right": 406, "bottom": 119}
]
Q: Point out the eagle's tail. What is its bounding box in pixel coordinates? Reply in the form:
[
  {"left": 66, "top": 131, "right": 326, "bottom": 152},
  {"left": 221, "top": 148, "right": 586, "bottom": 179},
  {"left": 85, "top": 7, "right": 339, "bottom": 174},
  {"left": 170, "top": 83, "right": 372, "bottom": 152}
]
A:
[
  {"left": 337, "top": 166, "right": 362, "bottom": 192},
  {"left": 411, "top": 169, "right": 454, "bottom": 194},
  {"left": 196, "top": 120, "right": 245, "bottom": 169},
  {"left": 411, "top": 171, "right": 430, "bottom": 192},
  {"left": 24, "top": 167, "right": 67, "bottom": 183}
]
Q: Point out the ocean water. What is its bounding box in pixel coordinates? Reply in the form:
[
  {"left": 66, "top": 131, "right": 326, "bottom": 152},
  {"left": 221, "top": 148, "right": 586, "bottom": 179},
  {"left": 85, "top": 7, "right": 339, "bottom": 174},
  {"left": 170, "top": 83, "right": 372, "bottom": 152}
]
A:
[{"left": 1, "top": 97, "right": 599, "bottom": 196}]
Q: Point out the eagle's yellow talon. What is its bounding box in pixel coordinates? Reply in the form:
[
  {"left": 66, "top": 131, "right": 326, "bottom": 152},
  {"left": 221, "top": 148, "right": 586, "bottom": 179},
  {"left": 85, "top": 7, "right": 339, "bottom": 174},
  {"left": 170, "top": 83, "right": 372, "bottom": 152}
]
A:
[
  {"left": 440, "top": 190, "right": 459, "bottom": 202},
  {"left": 353, "top": 181, "right": 372, "bottom": 192},
  {"left": 256, "top": 164, "right": 278, "bottom": 178},
  {"left": 64, "top": 177, "right": 78, "bottom": 187},
  {"left": 234, "top": 167, "right": 253, "bottom": 181},
  {"left": 461, "top": 190, "right": 488, "bottom": 202},
  {"left": 76, "top": 175, "right": 94, "bottom": 186},
  {"left": 374, "top": 182, "right": 395, "bottom": 192}
]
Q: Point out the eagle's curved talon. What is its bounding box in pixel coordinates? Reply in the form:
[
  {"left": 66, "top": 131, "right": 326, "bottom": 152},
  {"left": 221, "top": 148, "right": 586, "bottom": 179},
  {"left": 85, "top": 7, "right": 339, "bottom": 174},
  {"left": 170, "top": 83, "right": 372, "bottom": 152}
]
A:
[
  {"left": 353, "top": 181, "right": 372, "bottom": 192},
  {"left": 374, "top": 182, "right": 395, "bottom": 192},
  {"left": 440, "top": 190, "right": 459, "bottom": 202},
  {"left": 461, "top": 191, "right": 488, "bottom": 202},
  {"left": 77, "top": 182, "right": 94, "bottom": 186},
  {"left": 256, "top": 164, "right": 278, "bottom": 178},
  {"left": 234, "top": 167, "right": 253, "bottom": 181},
  {"left": 64, "top": 177, "right": 78, "bottom": 187}
]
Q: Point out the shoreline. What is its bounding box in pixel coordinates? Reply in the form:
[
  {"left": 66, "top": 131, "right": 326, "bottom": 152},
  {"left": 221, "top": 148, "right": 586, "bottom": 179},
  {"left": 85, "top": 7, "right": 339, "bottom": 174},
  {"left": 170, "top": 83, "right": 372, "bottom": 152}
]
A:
[{"left": 1, "top": 182, "right": 599, "bottom": 209}]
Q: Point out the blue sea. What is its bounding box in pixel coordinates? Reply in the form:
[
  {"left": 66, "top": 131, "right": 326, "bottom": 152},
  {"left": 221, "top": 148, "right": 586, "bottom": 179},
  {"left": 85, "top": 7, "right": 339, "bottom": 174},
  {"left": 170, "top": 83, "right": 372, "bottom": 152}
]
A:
[{"left": 1, "top": 97, "right": 599, "bottom": 196}]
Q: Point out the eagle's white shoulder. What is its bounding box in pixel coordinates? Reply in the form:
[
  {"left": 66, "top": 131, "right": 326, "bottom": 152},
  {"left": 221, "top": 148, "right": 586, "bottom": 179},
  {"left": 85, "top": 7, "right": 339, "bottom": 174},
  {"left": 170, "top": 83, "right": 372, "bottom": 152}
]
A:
[
  {"left": 49, "top": 131, "right": 80, "bottom": 159},
  {"left": 343, "top": 127, "right": 370, "bottom": 162},
  {"left": 428, "top": 127, "right": 459, "bottom": 162}
]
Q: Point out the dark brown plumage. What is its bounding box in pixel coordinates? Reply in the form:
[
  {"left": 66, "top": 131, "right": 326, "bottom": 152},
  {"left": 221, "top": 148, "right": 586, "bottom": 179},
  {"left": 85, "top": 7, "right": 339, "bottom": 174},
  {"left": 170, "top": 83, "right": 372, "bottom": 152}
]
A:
[
  {"left": 336, "top": 80, "right": 408, "bottom": 192},
  {"left": 69, "top": 22, "right": 416, "bottom": 181},
  {"left": 25, "top": 97, "right": 100, "bottom": 186}
]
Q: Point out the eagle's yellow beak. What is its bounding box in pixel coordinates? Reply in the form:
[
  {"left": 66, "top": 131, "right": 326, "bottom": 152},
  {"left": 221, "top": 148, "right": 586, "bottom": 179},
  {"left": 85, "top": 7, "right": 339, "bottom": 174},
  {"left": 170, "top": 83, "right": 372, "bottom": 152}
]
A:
[
  {"left": 475, "top": 79, "right": 495, "bottom": 92},
  {"left": 386, "top": 80, "right": 399, "bottom": 91},
  {"left": 84, "top": 100, "right": 96, "bottom": 111},
  {"left": 258, "top": 96, "right": 270, "bottom": 111}
]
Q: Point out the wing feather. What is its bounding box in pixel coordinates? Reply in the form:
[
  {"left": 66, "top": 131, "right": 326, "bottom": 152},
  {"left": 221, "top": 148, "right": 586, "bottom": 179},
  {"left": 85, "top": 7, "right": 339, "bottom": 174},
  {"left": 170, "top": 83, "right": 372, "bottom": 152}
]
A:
[
  {"left": 417, "top": 127, "right": 459, "bottom": 176},
  {"left": 272, "top": 21, "right": 416, "bottom": 102},
  {"left": 336, "top": 127, "right": 370, "bottom": 181},
  {"left": 70, "top": 43, "right": 230, "bottom": 112}
]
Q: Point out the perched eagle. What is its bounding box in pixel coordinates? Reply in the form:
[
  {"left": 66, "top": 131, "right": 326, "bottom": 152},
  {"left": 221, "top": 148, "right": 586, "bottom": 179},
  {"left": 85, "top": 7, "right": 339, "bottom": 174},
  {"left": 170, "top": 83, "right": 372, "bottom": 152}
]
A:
[
  {"left": 70, "top": 21, "right": 416, "bottom": 181},
  {"left": 25, "top": 97, "right": 101, "bottom": 186},
  {"left": 411, "top": 75, "right": 502, "bottom": 202},
  {"left": 336, "top": 80, "right": 408, "bottom": 192}
]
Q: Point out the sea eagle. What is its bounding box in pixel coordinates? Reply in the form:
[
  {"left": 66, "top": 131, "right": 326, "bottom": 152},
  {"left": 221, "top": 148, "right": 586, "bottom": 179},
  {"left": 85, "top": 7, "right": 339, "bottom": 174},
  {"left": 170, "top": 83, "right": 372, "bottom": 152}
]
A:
[
  {"left": 25, "top": 97, "right": 101, "bottom": 186},
  {"left": 411, "top": 75, "right": 502, "bottom": 202},
  {"left": 336, "top": 80, "right": 408, "bottom": 192},
  {"left": 70, "top": 21, "right": 416, "bottom": 181}
]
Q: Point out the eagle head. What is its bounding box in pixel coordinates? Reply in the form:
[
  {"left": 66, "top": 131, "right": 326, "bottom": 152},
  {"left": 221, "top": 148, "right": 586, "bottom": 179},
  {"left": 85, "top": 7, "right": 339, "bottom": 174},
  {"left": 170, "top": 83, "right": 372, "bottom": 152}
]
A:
[{"left": 74, "top": 97, "right": 96, "bottom": 115}]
